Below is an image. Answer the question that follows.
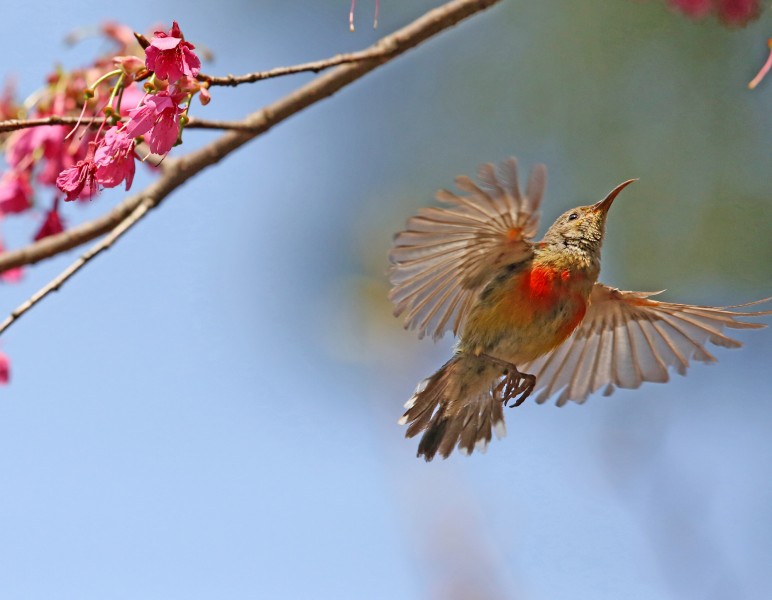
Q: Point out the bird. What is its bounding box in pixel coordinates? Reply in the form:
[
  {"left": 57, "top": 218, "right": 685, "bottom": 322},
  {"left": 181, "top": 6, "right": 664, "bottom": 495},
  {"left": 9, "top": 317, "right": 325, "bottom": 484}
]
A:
[{"left": 388, "top": 157, "right": 771, "bottom": 461}]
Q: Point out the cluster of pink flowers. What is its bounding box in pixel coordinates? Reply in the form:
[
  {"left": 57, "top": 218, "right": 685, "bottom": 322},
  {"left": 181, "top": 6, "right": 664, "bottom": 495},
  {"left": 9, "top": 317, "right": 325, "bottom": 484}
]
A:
[
  {"left": 0, "top": 21, "right": 205, "bottom": 383},
  {"left": 665, "top": 0, "right": 760, "bottom": 26},
  {"left": 55, "top": 21, "right": 204, "bottom": 202},
  {"left": 0, "top": 21, "right": 205, "bottom": 250}
]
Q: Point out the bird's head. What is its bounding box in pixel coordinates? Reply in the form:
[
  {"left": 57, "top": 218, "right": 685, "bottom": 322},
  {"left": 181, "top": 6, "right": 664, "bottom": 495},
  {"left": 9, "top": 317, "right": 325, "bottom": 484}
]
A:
[{"left": 541, "top": 179, "right": 636, "bottom": 253}]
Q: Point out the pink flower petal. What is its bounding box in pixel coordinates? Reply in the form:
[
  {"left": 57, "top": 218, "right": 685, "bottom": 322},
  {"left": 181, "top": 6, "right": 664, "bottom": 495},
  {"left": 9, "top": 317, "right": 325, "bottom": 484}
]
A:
[
  {"left": 152, "top": 37, "right": 182, "bottom": 51},
  {"left": 147, "top": 114, "right": 180, "bottom": 155},
  {"left": 0, "top": 171, "right": 33, "bottom": 215},
  {"left": 145, "top": 21, "right": 200, "bottom": 81},
  {"left": 125, "top": 104, "right": 157, "bottom": 138},
  {"left": 668, "top": 0, "right": 713, "bottom": 18},
  {"left": 0, "top": 351, "right": 10, "bottom": 384},
  {"left": 56, "top": 145, "right": 99, "bottom": 202},
  {"left": 716, "top": 0, "right": 760, "bottom": 26},
  {"left": 34, "top": 200, "right": 66, "bottom": 241}
]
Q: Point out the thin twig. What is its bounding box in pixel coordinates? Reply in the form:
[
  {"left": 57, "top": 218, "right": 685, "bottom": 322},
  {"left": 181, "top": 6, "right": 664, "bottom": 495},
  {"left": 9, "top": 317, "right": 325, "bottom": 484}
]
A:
[
  {"left": 0, "top": 115, "right": 285, "bottom": 134},
  {"left": 0, "top": 115, "right": 95, "bottom": 134},
  {"left": 199, "top": 44, "right": 393, "bottom": 87},
  {"left": 0, "top": 200, "right": 151, "bottom": 336},
  {"left": 0, "top": 0, "right": 501, "bottom": 334}
]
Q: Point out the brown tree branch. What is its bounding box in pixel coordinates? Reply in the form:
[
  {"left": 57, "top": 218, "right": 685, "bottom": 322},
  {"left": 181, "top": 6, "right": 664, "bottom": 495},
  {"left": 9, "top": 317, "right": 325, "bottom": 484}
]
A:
[
  {"left": 0, "top": 115, "right": 92, "bottom": 134},
  {"left": 0, "top": 200, "right": 152, "bottom": 336},
  {"left": 0, "top": 115, "right": 293, "bottom": 134},
  {"left": 0, "top": 0, "right": 501, "bottom": 334},
  {"left": 185, "top": 117, "right": 265, "bottom": 131}
]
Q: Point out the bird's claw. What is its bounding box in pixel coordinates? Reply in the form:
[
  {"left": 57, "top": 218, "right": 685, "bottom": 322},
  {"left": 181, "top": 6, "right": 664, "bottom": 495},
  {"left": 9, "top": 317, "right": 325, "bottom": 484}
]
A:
[
  {"left": 482, "top": 353, "right": 536, "bottom": 407},
  {"left": 509, "top": 373, "right": 535, "bottom": 407},
  {"left": 492, "top": 369, "right": 535, "bottom": 407}
]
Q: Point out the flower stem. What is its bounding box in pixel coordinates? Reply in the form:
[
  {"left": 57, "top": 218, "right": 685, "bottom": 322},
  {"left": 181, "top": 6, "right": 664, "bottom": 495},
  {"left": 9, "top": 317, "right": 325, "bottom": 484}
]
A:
[{"left": 748, "top": 39, "right": 772, "bottom": 90}]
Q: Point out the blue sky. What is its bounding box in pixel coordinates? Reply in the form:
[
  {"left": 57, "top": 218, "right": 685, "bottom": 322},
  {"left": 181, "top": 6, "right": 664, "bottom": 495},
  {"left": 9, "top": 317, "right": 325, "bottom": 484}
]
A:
[{"left": 0, "top": 1, "right": 770, "bottom": 598}]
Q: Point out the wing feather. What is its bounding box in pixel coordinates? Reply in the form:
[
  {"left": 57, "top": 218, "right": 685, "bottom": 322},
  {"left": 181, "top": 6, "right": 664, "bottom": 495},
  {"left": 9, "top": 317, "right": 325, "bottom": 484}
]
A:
[
  {"left": 389, "top": 158, "right": 546, "bottom": 340},
  {"left": 590, "top": 306, "right": 615, "bottom": 395},
  {"left": 525, "top": 283, "right": 771, "bottom": 405},
  {"left": 533, "top": 332, "right": 576, "bottom": 403},
  {"left": 556, "top": 326, "right": 598, "bottom": 406},
  {"left": 632, "top": 318, "right": 670, "bottom": 383}
]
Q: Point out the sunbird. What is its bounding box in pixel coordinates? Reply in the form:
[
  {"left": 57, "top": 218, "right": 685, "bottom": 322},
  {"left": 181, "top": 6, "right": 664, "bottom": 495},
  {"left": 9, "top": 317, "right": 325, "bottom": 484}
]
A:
[{"left": 389, "top": 158, "right": 771, "bottom": 461}]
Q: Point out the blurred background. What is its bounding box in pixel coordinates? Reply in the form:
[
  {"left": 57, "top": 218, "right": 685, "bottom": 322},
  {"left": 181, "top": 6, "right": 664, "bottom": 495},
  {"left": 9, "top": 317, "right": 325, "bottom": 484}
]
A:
[{"left": 0, "top": 1, "right": 771, "bottom": 598}]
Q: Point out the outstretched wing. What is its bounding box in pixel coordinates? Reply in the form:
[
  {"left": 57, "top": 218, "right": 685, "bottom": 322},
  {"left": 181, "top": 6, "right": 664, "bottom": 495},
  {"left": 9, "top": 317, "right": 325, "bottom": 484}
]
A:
[
  {"left": 522, "top": 283, "right": 772, "bottom": 406},
  {"left": 389, "top": 158, "right": 546, "bottom": 340}
]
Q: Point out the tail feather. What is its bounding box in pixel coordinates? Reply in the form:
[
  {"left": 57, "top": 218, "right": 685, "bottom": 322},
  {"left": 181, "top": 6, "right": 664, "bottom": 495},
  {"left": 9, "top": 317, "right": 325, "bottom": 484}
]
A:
[{"left": 400, "top": 354, "right": 508, "bottom": 461}]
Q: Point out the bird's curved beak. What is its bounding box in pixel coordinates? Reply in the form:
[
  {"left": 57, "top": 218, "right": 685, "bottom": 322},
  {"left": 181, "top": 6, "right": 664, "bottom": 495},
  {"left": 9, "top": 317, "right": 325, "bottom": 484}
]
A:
[{"left": 592, "top": 179, "right": 637, "bottom": 213}]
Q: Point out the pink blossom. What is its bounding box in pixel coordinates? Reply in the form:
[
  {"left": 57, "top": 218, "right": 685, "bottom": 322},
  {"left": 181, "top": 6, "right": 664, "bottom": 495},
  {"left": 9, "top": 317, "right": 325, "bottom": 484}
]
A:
[
  {"left": 715, "top": 0, "right": 760, "bottom": 26},
  {"left": 34, "top": 199, "right": 65, "bottom": 241},
  {"left": 56, "top": 142, "right": 99, "bottom": 202},
  {"left": 124, "top": 93, "right": 174, "bottom": 137},
  {"left": 7, "top": 125, "right": 68, "bottom": 168},
  {"left": 666, "top": 0, "right": 760, "bottom": 25},
  {"left": 41, "top": 129, "right": 97, "bottom": 190},
  {"left": 198, "top": 86, "right": 211, "bottom": 106},
  {"left": 0, "top": 351, "right": 9, "bottom": 384},
  {"left": 668, "top": 0, "right": 712, "bottom": 18},
  {"left": 174, "top": 75, "right": 210, "bottom": 106},
  {"left": 95, "top": 126, "right": 136, "bottom": 190},
  {"left": 0, "top": 171, "right": 33, "bottom": 215},
  {"left": 6, "top": 125, "right": 71, "bottom": 185},
  {"left": 125, "top": 91, "right": 184, "bottom": 155},
  {"left": 117, "top": 84, "right": 146, "bottom": 118},
  {"left": 101, "top": 22, "right": 136, "bottom": 50},
  {"left": 145, "top": 21, "right": 201, "bottom": 82},
  {"left": 145, "top": 110, "right": 181, "bottom": 155},
  {"left": 114, "top": 56, "right": 146, "bottom": 78},
  {"left": 6, "top": 127, "right": 42, "bottom": 170},
  {"left": 0, "top": 266, "right": 23, "bottom": 283}
]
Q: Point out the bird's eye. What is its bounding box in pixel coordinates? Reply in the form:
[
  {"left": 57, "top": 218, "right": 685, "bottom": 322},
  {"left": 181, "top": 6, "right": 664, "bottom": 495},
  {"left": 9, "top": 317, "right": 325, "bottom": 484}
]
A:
[{"left": 568, "top": 212, "right": 579, "bottom": 221}]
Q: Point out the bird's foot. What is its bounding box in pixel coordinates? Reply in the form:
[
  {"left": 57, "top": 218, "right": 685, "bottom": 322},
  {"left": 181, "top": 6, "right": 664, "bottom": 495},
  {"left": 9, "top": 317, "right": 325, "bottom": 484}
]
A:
[
  {"left": 483, "top": 354, "right": 536, "bottom": 407},
  {"left": 496, "top": 371, "right": 536, "bottom": 407}
]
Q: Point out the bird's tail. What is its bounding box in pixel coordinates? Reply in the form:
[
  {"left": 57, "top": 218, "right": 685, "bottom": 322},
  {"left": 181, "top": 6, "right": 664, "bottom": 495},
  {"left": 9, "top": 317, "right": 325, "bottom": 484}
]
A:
[{"left": 399, "top": 353, "right": 507, "bottom": 461}]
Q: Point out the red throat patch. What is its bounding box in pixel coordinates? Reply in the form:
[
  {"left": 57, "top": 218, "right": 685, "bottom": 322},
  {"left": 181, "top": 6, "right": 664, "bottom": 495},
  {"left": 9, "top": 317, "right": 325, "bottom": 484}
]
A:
[
  {"left": 515, "top": 265, "right": 587, "bottom": 334},
  {"left": 525, "top": 266, "right": 560, "bottom": 303}
]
